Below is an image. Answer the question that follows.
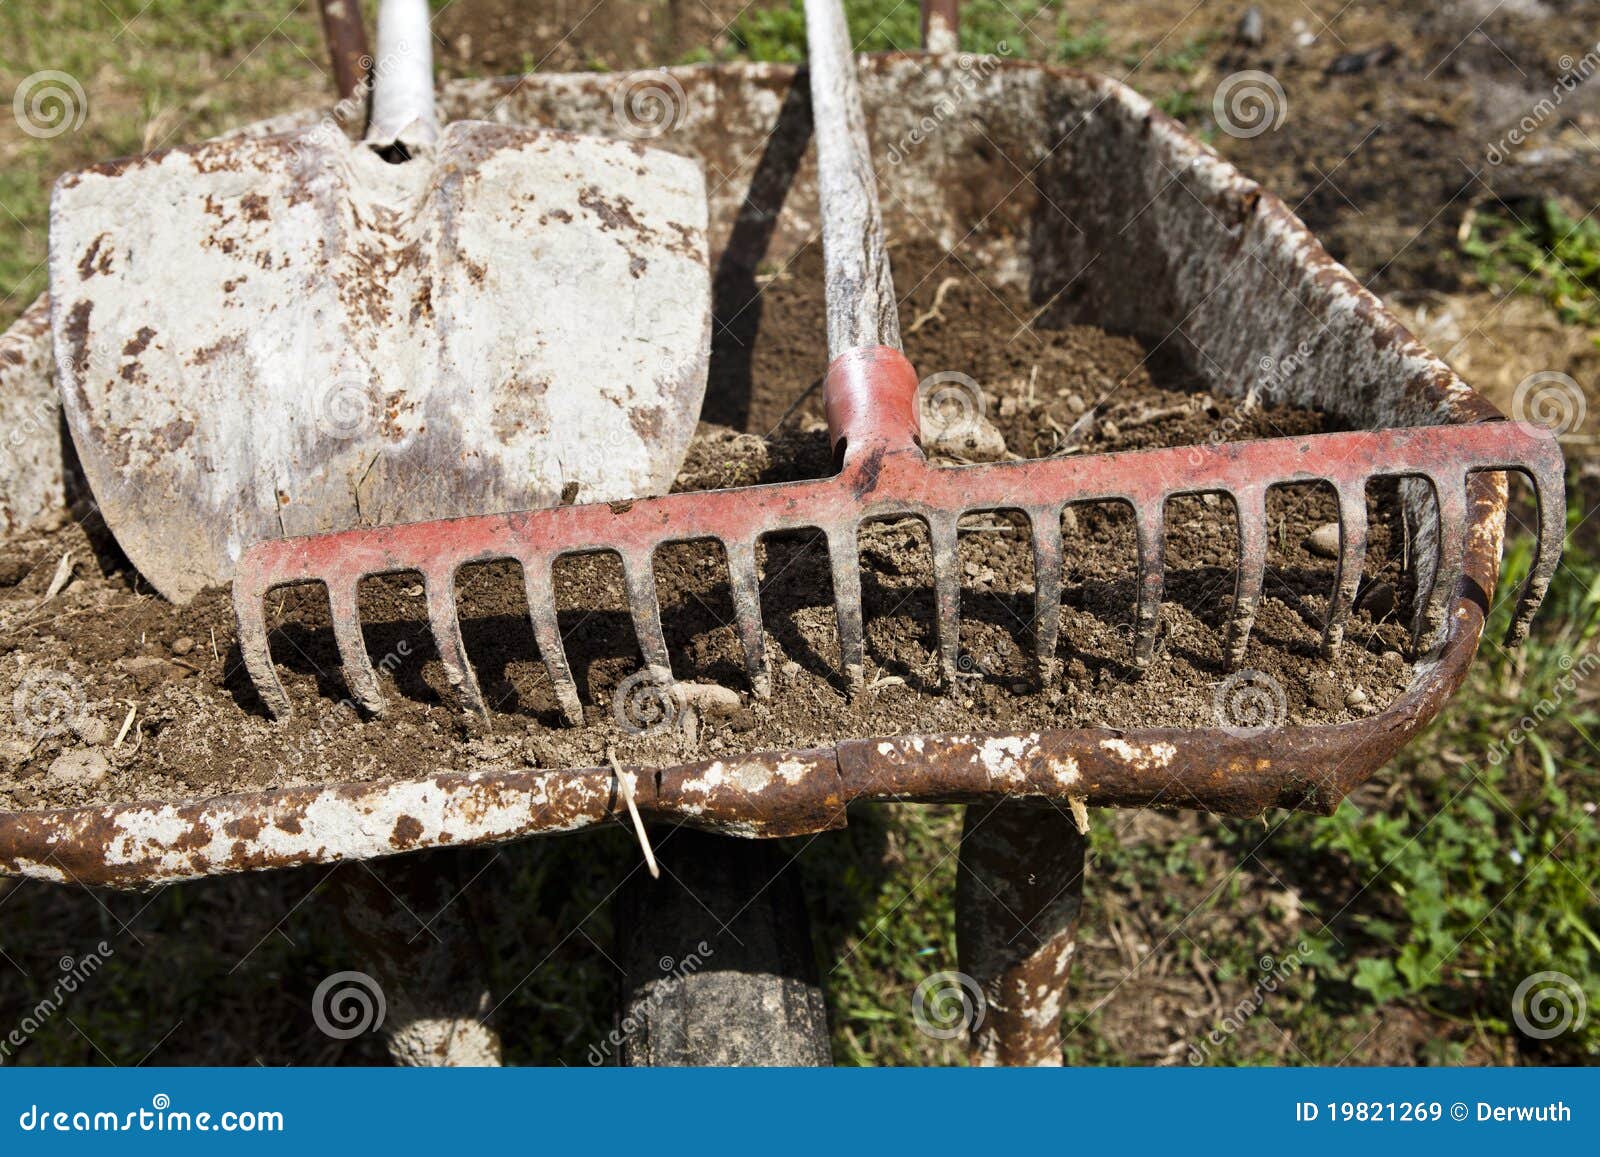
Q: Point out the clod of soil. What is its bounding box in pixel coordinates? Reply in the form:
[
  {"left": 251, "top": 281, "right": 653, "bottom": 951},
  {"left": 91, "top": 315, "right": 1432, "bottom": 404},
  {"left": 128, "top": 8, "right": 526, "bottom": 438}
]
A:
[{"left": 0, "top": 244, "right": 1415, "bottom": 813}]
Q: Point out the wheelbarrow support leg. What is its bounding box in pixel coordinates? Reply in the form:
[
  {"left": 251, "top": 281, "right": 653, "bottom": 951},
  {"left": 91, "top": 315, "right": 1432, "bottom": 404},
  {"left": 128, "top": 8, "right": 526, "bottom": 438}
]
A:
[
  {"left": 330, "top": 854, "right": 503, "bottom": 1067},
  {"left": 956, "top": 799, "right": 1087, "bottom": 1066}
]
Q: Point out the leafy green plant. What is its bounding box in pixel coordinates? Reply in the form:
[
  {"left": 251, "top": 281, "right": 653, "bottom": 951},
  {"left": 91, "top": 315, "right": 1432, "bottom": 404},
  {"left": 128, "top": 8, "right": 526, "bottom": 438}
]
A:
[{"left": 1462, "top": 199, "right": 1600, "bottom": 336}]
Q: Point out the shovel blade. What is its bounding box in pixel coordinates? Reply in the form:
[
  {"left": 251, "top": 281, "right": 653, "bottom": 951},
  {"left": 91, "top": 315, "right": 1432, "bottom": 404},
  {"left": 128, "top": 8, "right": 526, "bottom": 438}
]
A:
[{"left": 50, "top": 121, "right": 711, "bottom": 603}]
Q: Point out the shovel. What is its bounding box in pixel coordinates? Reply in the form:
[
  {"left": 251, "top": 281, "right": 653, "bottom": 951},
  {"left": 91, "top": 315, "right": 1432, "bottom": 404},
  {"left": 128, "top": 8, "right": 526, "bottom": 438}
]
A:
[{"left": 48, "top": 0, "right": 712, "bottom": 605}]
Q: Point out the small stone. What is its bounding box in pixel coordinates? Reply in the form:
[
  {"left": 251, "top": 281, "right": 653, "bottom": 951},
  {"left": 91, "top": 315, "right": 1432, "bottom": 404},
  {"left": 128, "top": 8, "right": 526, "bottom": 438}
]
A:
[
  {"left": 1064, "top": 392, "right": 1087, "bottom": 414},
  {"left": 1357, "top": 580, "right": 1396, "bottom": 619},
  {"left": 1309, "top": 675, "right": 1342, "bottom": 712},
  {"left": 1061, "top": 506, "right": 1079, "bottom": 535},
  {"left": 119, "top": 655, "right": 180, "bottom": 690},
  {"left": 781, "top": 660, "right": 802, "bottom": 680},
  {"left": 675, "top": 682, "right": 742, "bottom": 719},
  {"left": 170, "top": 636, "right": 196, "bottom": 656},
  {"left": 70, "top": 716, "right": 109, "bottom": 745},
  {"left": 1100, "top": 420, "right": 1120, "bottom": 439},
  {"left": 49, "top": 749, "right": 110, "bottom": 786},
  {"left": 1235, "top": 6, "right": 1264, "bottom": 46},
  {"left": 0, "top": 739, "right": 33, "bottom": 771},
  {"left": 1344, "top": 686, "right": 1369, "bottom": 709},
  {"left": 1304, "top": 523, "right": 1341, "bottom": 559},
  {"left": 1381, "top": 649, "right": 1404, "bottom": 667}
]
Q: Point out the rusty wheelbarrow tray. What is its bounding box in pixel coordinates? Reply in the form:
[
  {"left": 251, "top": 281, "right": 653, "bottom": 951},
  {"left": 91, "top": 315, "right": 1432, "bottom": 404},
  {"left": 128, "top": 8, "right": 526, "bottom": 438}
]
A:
[{"left": 0, "top": 54, "right": 1552, "bottom": 888}]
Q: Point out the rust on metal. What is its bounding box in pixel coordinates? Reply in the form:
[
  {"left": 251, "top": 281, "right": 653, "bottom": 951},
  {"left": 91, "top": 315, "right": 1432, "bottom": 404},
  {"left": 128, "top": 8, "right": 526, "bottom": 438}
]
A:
[{"left": 0, "top": 54, "right": 1570, "bottom": 889}]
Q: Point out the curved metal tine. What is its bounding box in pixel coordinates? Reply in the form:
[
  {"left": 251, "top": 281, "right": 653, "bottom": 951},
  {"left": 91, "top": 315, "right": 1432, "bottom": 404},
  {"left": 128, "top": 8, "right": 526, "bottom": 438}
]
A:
[
  {"left": 622, "top": 550, "right": 673, "bottom": 681},
  {"left": 1321, "top": 482, "right": 1370, "bottom": 657},
  {"left": 1506, "top": 459, "right": 1567, "bottom": 647},
  {"left": 1030, "top": 506, "right": 1064, "bottom": 685},
  {"left": 521, "top": 557, "right": 583, "bottom": 726},
  {"left": 928, "top": 514, "right": 962, "bottom": 685},
  {"left": 1132, "top": 498, "right": 1166, "bottom": 670},
  {"left": 236, "top": 586, "right": 293, "bottom": 719},
  {"left": 327, "top": 580, "right": 386, "bottom": 715},
  {"left": 424, "top": 566, "right": 488, "bottom": 718},
  {"left": 1223, "top": 485, "right": 1268, "bottom": 670},
  {"left": 1414, "top": 472, "right": 1469, "bottom": 653},
  {"left": 828, "top": 524, "right": 865, "bottom": 689},
  {"left": 725, "top": 538, "right": 771, "bottom": 698}
]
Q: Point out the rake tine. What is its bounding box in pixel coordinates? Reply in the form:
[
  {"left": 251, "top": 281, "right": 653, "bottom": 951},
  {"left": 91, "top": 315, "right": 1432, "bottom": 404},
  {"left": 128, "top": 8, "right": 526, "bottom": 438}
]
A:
[
  {"left": 622, "top": 550, "right": 673, "bottom": 680},
  {"left": 1414, "top": 474, "right": 1469, "bottom": 653},
  {"left": 236, "top": 587, "right": 293, "bottom": 720},
  {"left": 725, "top": 539, "right": 771, "bottom": 698},
  {"left": 522, "top": 560, "right": 583, "bottom": 727},
  {"left": 928, "top": 515, "right": 962, "bottom": 684},
  {"left": 1030, "top": 506, "right": 1064, "bottom": 685},
  {"left": 828, "top": 524, "right": 865, "bottom": 688},
  {"left": 1223, "top": 485, "right": 1268, "bottom": 670},
  {"left": 1321, "top": 483, "right": 1369, "bottom": 657},
  {"left": 327, "top": 582, "right": 386, "bottom": 715},
  {"left": 424, "top": 568, "right": 488, "bottom": 718},
  {"left": 1507, "top": 458, "right": 1566, "bottom": 647},
  {"left": 1132, "top": 499, "right": 1166, "bottom": 670}
]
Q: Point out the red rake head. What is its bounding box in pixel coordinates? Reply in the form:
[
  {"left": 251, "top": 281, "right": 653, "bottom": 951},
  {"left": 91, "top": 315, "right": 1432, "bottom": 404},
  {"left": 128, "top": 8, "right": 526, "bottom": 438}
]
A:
[{"left": 233, "top": 347, "right": 1565, "bottom": 723}]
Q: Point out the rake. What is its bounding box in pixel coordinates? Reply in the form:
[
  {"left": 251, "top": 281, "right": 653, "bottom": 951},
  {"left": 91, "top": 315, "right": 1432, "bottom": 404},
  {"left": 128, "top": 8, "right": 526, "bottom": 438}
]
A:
[{"left": 233, "top": 0, "right": 1566, "bottom": 725}]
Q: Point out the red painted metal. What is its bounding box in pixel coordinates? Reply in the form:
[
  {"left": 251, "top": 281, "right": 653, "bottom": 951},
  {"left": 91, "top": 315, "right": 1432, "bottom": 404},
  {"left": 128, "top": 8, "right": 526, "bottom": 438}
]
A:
[{"left": 233, "top": 345, "right": 1565, "bottom": 724}]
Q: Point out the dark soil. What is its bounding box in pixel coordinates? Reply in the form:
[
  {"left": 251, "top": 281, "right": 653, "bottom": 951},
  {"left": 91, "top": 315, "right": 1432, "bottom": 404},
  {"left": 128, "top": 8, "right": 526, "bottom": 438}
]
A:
[{"left": 0, "top": 244, "right": 1415, "bottom": 813}]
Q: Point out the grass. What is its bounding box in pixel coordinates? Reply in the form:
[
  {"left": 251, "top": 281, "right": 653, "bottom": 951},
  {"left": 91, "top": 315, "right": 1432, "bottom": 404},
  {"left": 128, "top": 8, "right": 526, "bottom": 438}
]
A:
[
  {"left": 0, "top": 0, "right": 1596, "bottom": 1067},
  {"left": 1463, "top": 199, "right": 1600, "bottom": 338}
]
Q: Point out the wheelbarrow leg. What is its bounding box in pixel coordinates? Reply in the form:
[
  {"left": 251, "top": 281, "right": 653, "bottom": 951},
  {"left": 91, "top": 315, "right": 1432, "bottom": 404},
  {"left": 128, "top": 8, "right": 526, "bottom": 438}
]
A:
[
  {"left": 955, "top": 799, "right": 1087, "bottom": 1066},
  {"left": 612, "top": 829, "right": 831, "bottom": 1066},
  {"left": 329, "top": 852, "right": 503, "bottom": 1066}
]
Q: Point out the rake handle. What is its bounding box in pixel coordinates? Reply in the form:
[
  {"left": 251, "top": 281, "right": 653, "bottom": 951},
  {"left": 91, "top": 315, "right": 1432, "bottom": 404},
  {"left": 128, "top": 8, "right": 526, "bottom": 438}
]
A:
[{"left": 805, "top": 0, "right": 902, "bottom": 358}]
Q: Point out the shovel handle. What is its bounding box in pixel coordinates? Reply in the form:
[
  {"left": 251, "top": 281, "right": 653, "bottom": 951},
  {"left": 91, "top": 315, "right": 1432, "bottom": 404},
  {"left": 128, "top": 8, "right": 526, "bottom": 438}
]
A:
[
  {"left": 365, "top": 0, "right": 439, "bottom": 151},
  {"left": 318, "top": 0, "right": 371, "bottom": 104}
]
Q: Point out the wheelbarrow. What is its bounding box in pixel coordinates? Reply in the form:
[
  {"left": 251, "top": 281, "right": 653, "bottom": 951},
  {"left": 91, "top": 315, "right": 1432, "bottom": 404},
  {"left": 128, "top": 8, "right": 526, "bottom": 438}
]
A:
[{"left": 0, "top": 0, "right": 1561, "bottom": 1065}]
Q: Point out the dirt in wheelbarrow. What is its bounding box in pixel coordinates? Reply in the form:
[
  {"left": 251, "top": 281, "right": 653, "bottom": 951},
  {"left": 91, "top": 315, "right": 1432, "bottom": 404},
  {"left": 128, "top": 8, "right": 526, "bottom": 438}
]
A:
[{"left": 0, "top": 243, "right": 1418, "bottom": 813}]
